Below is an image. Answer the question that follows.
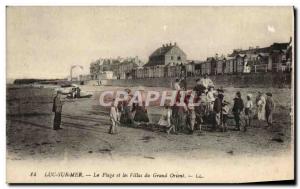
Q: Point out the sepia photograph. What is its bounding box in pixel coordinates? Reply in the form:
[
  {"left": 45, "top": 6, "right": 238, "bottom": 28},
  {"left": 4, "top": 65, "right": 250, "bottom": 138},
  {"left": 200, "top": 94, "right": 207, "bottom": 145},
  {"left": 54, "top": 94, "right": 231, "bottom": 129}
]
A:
[{"left": 6, "top": 6, "right": 294, "bottom": 183}]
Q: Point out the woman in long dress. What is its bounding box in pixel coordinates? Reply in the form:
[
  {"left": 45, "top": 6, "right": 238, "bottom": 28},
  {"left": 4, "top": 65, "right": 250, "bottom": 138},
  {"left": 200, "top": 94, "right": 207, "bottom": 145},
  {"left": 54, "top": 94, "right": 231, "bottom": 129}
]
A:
[
  {"left": 120, "top": 89, "right": 134, "bottom": 126},
  {"left": 133, "top": 87, "right": 150, "bottom": 125},
  {"left": 257, "top": 93, "right": 266, "bottom": 121}
]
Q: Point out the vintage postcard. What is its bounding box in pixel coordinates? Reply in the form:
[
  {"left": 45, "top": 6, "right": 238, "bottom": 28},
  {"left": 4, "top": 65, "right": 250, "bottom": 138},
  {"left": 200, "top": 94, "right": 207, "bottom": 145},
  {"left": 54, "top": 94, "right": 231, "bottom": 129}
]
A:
[{"left": 6, "top": 6, "right": 294, "bottom": 183}]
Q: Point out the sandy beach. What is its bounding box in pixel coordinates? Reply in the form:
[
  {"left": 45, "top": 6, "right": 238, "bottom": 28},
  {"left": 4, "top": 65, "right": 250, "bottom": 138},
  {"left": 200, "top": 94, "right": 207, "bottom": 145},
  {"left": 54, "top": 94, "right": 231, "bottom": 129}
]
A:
[{"left": 6, "top": 84, "right": 293, "bottom": 162}]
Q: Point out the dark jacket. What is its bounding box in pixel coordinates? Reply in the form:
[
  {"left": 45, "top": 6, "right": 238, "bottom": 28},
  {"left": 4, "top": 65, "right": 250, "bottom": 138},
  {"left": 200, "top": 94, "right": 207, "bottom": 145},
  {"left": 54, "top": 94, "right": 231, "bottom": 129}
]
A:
[
  {"left": 232, "top": 97, "right": 244, "bottom": 114},
  {"left": 265, "top": 97, "right": 275, "bottom": 112},
  {"left": 213, "top": 97, "right": 222, "bottom": 113},
  {"left": 52, "top": 95, "right": 63, "bottom": 113}
]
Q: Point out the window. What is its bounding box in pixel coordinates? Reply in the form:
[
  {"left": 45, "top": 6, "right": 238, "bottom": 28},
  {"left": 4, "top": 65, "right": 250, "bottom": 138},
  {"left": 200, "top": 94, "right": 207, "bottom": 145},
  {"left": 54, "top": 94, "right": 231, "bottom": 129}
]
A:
[
  {"left": 177, "top": 56, "right": 181, "bottom": 60},
  {"left": 171, "top": 56, "right": 173, "bottom": 60}
]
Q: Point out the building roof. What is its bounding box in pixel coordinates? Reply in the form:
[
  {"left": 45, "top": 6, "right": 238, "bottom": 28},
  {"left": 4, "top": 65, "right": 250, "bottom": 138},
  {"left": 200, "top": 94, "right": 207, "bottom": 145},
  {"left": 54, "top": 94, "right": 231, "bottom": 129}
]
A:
[
  {"left": 145, "top": 43, "right": 186, "bottom": 67},
  {"left": 229, "top": 42, "right": 289, "bottom": 57},
  {"left": 270, "top": 43, "right": 289, "bottom": 51},
  {"left": 149, "top": 45, "right": 175, "bottom": 57}
]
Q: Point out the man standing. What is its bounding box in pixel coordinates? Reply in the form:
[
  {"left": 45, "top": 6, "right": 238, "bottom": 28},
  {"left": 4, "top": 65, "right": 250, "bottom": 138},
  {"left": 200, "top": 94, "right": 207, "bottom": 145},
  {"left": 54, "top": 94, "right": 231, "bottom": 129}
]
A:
[
  {"left": 52, "top": 90, "right": 64, "bottom": 130},
  {"left": 76, "top": 87, "right": 81, "bottom": 98},
  {"left": 265, "top": 92, "right": 275, "bottom": 127},
  {"left": 213, "top": 93, "right": 223, "bottom": 131},
  {"left": 232, "top": 91, "right": 244, "bottom": 131}
]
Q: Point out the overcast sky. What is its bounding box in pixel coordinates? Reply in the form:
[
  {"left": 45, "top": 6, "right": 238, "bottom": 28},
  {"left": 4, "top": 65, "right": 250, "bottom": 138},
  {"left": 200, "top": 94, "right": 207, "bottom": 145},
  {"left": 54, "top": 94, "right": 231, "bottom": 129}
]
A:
[{"left": 7, "top": 6, "right": 293, "bottom": 79}]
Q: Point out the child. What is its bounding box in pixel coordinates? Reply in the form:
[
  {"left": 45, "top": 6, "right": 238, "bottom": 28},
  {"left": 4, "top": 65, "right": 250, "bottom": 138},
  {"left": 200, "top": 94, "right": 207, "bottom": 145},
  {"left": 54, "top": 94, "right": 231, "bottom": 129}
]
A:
[
  {"left": 195, "top": 98, "right": 206, "bottom": 132},
  {"left": 232, "top": 91, "right": 244, "bottom": 131},
  {"left": 186, "top": 105, "right": 196, "bottom": 134},
  {"left": 206, "top": 86, "right": 215, "bottom": 112},
  {"left": 158, "top": 105, "right": 176, "bottom": 134},
  {"left": 109, "top": 99, "right": 120, "bottom": 134},
  {"left": 265, "top": 92, "right": 275, "bottom": 127},
  {"left": 244, "top": 94, "right": 253, "bottom": 130},
  {"left": 222, "top": 100, "right": 230, "bottom": 132}
]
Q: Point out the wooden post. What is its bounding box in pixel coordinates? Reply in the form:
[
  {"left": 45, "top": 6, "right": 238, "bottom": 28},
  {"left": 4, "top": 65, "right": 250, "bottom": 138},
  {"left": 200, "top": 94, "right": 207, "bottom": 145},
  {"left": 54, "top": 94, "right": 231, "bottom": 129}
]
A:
[{"left": 254, "top": 65, "right": 257, "bottom": 73}]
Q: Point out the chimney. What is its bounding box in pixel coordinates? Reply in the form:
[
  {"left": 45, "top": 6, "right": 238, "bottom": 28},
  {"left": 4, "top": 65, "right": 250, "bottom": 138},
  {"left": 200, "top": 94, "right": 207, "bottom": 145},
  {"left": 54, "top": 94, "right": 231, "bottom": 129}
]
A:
[
  {"left": 169, "top": 42, "right": 172, "bottom": 46},
  {"left": 174, "top": 42, "right": 177, "bottom": 46}
]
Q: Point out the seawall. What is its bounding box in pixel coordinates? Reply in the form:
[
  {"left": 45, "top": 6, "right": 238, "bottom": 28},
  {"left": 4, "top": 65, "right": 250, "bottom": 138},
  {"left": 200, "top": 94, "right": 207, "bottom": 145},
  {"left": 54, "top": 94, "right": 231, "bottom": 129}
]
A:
[{"left": 87, "top": 72, "right": 291, "bottom": 88}]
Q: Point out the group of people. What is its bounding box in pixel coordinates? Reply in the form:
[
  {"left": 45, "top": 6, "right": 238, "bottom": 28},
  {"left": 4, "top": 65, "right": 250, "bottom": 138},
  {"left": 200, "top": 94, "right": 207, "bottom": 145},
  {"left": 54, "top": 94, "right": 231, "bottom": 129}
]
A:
[
  {"left": 70, "top": 86, "right": 81, "bottom": 99},
  {"left": 51, "top": 75, "right": 275, "bottom": 135},
  {"left": 109, "top": 88, "right": 150, "bottom": 134},
  {"left": 108, "top": 75, "right": 276, "bottom": 135}
]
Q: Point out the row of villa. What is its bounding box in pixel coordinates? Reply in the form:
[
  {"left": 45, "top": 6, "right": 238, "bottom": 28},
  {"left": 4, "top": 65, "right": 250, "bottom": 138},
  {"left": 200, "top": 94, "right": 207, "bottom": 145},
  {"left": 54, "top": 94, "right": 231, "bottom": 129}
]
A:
[{"left": 84, "top": 39, "right": 292, "bottom": 81}]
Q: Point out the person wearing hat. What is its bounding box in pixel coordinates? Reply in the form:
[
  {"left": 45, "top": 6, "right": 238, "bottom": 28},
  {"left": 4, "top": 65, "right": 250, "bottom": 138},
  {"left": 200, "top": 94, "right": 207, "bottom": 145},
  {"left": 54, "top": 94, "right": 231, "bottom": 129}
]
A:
[
  {"left": 217, "top": 88, "right": 224, "bottom": 94},
  {"left": 221, "top": 100, "right": 230, "bottom": 132},
  {"left": 265, "top": 92, "right": 275, "bottom": 127},
  {"left": 244, "top": 94, "right": 254, "bottom": 130},
  {"left": 133, "top": 87, "right": 150, "bottom": 125},
  {"left": 75, "top": 87, "right": 81, "bottom": 98},
  {"left": 212, "top": 93, "right": 224, "bottom": 131},
  {"left": 52, "top": 90, "right": 64, "bottom": 130},
  {"left": 120, "top": 88, "right": 134, "bottom": 126},
  {"left": 232, "top": 91, "right": 244, "bottom": 131},
  {"left": 194, "top": 97, "right": 206, "bottom": 132},
  {"left": 193, "top": 78, "right": 206, "bottom": 98},
  {"left": 180, "top": 76, "right": 187, "bottom": 91}
]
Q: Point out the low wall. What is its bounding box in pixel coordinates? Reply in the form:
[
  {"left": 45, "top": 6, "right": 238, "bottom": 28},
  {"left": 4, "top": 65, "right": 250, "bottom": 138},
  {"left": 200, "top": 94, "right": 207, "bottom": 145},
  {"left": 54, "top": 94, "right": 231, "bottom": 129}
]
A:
[{"left": 91, "top": 72, "right": 291, "bottom": 88}]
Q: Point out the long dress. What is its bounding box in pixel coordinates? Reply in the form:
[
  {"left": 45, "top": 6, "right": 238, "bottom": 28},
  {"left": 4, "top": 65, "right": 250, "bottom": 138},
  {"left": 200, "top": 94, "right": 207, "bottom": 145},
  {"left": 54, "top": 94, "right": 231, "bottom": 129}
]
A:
[
  {"left": 257, "top": 96, "right": 266, "bottom": 121},
  {"left": 120, "top": 101, "right": 133, "bottom": 125},
  {"left": 177, "top": 104, "right": 187, "bottom": 131},
  {"left": 207, "top": 91, "right": 215, "bottom": 112},
  {"left": 265, "top": 96, "right": 275, "bottom": 125},
  {"left": 109, "top": 106, "right": 119, "bottom": 134},
  {"left": 133, "top": 103, "right": 149, "bottom": 123}
]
